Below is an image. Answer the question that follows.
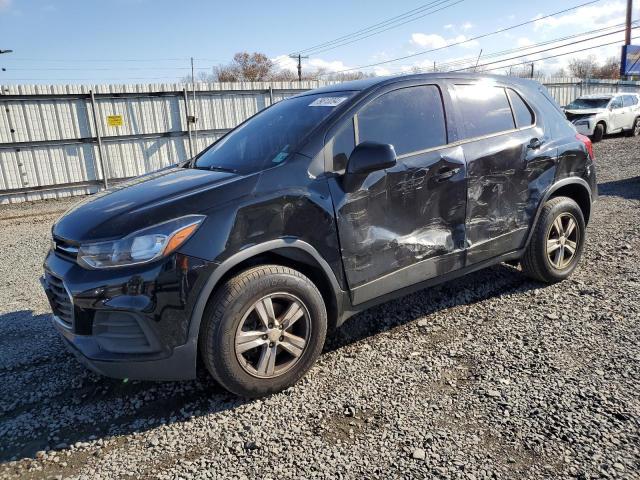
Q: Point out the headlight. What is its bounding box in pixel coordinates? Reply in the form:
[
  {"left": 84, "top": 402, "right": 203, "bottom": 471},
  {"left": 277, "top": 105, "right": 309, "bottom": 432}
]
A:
[
  {"left": 77, "top": 215, "right": 205, "bottom": 269},
  {"left": 574, "top": 120, "right": 591, "bottom": 126}
]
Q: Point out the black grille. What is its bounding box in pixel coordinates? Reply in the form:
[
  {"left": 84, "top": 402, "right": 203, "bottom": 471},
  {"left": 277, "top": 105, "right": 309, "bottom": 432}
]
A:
[
  {"left": 565, "top": 112, "right": 592, "bottom": 122},
  {"left": 53, "top": 237, "right": 79, "bottom": 261},
  {"left": 45, "top": 272, "right": 74, "bottom": 328}
]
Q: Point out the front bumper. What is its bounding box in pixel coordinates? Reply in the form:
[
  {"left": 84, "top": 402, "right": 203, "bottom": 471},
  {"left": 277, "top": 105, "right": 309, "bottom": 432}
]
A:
[
  {"left": 53, "top": 316, "right": 197, "bottom": 380},
  {"left": 42, "top": 249, "right": 217, "bottom": 381}
]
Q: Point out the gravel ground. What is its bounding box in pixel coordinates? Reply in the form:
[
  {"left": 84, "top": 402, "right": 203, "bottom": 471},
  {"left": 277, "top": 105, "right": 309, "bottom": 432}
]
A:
[{"left": 0, "top": 135, "right": 638, "bottom": 480}]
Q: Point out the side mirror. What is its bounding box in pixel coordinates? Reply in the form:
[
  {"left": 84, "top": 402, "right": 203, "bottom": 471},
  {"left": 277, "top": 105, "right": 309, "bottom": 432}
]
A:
[{"left": 346, "top": 141, "right": 397, "bottom": 175}]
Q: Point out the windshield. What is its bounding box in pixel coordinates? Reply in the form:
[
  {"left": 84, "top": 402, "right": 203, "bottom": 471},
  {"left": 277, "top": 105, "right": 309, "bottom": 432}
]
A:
[
  {"left": 566, "top": 98, "right": 610, "bottom": 110},
  {"left": 194, "top": 92, "right": 355, "bottom": 174}
]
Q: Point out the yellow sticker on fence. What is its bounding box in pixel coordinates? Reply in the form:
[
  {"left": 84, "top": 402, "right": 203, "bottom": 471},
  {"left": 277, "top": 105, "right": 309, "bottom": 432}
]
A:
[{"left": 106, "top": 115, "right": 123, "bottom": 127}]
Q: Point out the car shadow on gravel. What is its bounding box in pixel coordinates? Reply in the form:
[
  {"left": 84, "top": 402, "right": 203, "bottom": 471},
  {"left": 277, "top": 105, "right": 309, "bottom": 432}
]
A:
[
  {"left": 0, "top": 263, "right": 541, "bottom": 463},
  {"left": 324, "top": 263, "right": 540, "bottom": 354},
  {"left": 598, "top": 176, "right": 640, "bottom": 201},
  {"left": 0, "top": 310, "right": 249, "bottom": 462}
]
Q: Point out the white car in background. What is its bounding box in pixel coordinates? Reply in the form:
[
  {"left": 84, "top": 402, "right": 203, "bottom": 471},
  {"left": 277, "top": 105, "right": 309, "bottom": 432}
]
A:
[{"left": 564, "top": 93, "right": 640, "bottom": 142}]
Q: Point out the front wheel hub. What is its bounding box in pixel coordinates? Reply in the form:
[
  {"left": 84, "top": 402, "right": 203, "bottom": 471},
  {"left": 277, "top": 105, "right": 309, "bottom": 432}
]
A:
[{"left": 234, "top": 293, "right": 311, "bottom": 378}]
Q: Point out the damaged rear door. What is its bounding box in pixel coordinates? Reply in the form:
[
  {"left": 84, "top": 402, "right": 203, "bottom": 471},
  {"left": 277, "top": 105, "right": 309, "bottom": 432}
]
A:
[
  {"left": 326, "top": 83, "right": 467, "bottom": 305},
  {"left": 449, "top": 83, "right": 553, "bottom": 264}
]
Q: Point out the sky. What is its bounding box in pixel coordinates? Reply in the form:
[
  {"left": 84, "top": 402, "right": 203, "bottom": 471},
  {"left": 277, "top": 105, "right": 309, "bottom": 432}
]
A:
[{"left": 0, "top": 0, "right": 638, "bottom": 85}]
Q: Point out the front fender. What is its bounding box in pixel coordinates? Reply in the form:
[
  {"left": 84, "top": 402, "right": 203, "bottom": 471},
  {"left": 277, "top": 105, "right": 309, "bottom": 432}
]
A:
[{"left": 185, "top": 238, "right": 345, "bottom": 348}]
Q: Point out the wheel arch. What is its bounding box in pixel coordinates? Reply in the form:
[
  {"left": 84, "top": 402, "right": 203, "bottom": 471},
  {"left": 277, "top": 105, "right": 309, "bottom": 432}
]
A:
[
  {"left": 187, "top": 239, "right": 345, "bottom": 350},
  {"left": 525, "top": 177, "right": 593, "bottom": 248}
]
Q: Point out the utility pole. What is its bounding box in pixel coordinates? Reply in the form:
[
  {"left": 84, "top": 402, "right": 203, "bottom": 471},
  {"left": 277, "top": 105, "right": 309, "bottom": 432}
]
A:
[
  {"left": 191, "top": 57, "right": 198, "bottom": 151},
  {"left": 623, "top": 0, "right": 633, "bottom": 80},
  {"left": 289, "top": 54, "right": 309, "bottom": 82},
  {"left": 473, "top": 49, "right": 483, "bottom": 72},
  {"left": 625, "top": 0, "right": 633, "bottom": 46},
  {"left": 530, "top": 62, "right": 535, "bottom": 79}
]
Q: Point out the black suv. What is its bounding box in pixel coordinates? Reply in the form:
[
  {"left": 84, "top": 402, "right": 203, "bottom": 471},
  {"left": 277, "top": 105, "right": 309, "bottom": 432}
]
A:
[{"left": 43, "top": 74, "right": 596, "bottom": 397}]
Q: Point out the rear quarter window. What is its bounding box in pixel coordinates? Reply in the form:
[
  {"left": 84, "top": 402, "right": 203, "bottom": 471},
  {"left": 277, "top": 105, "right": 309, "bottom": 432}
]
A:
[
  {"left": 453, "top": 84, "right": 515, "bottom": 139},
  {"left": 507, "top": 89, "right": 535, "bottom": 128}
]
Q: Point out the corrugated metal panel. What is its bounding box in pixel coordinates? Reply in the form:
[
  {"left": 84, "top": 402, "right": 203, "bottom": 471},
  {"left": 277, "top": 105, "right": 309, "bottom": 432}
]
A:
[{"left": 2, "top": 78, "right": 639, "bottom": 204}]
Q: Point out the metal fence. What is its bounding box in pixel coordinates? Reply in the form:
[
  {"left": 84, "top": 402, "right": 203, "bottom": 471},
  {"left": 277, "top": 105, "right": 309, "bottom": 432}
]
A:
[{"left": 1, "top": 77, "right": 639, "bottom": 204}]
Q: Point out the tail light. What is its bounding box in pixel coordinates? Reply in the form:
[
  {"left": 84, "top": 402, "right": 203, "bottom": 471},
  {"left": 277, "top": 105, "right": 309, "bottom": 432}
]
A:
[{"left": 576, "top": 133, "right": 594, "bottom": 161}]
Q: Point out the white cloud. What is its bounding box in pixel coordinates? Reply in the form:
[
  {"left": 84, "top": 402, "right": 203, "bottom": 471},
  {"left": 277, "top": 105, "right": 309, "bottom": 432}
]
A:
[
  {"left": 308, "top": 58, "right": 351, "bottom": 72},
  {"left": 461, "top": 21, "right": 473, "bottom": 30},
  {"left": 271, "top": 55, "right": 351, "bottom": 74},
  {"left": 410, "top": 33, "right": 448, "bottom": 49},
  {"left": 533, "top": 1, "right": 626, "bottom": 30},
  {"left": 443, "top": 24, "right": 454, "bottom": 30},
  {"left": 410, "top": 32, "right": 479, "bottom": 51},
  {"left": 452, "top": 35, "right": 480, "bottom": 48},
  {"left": 516, "top": 37, "right": 534, "bottom": 48},
  {"left": 373, "top": 66, "right": 392, "bottom": 76},
  {"left": 272, "top": 55, "right": 298, "bottom": 72}
]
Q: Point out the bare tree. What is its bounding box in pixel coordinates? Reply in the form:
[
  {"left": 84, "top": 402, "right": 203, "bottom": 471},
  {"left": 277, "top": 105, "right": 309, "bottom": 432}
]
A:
[
  {"left": 596, "top": 56, "right": 620, "bottom": 79},
  {"left": 211, "top": 52, "right": 275, "bottom": 81},
  {"left": 202, "top": 51, "right": 375, "bottom": 83},
  {"left": 568, "top": 55, "right": 598, "bottom": 78}
]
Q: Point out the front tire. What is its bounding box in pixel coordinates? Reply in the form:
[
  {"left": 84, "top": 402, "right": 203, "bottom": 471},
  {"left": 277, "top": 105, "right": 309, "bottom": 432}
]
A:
[
  {"left": 521, "top": 197, "right": 586, "bottom": 283},
  {"left": 199, "top": 265, "right": 327, "bottom": 398},
  {"left": 591, "top": 123, "right": 604, "bottom": 142}
]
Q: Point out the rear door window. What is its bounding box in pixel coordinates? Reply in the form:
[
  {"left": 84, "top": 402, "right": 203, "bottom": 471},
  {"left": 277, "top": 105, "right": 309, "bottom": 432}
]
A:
[
  {"left": 507, "top": 89, "right": 535, "bottom": 128},
  {"left": 357, "top": 85, "right": 447, "bottom": 156},
  {"left": 623, "top": 95, "right": 638, "bottom": 107},
  {"left": 454, "top": 84, "right": 515, "bottom": 139}
]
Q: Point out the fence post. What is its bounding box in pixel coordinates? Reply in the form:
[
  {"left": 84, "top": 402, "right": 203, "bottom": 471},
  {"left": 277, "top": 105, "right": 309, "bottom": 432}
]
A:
[
  {"left": 183, "top": 87, "right": 194, "bottom": 158},
  {"left": 89, "top": 89, "right": 109, "bottom": 189},
  {"left": 269, "top": 85, "right": 274, "bottom": 105}
]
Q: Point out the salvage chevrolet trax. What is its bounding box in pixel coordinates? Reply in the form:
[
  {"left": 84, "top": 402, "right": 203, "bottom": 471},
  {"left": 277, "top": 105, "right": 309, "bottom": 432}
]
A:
[{"left": 43, "top": 74, "right": 597, "bottom": 397}]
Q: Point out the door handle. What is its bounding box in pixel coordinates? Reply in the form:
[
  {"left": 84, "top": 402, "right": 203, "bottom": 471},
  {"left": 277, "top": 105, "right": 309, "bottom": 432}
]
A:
[
  {"left": 434, "top": 167, "right": 460, "bottom": 182},
  {"left": 527, "top": 138, "right": 543, "bottom": 150}
]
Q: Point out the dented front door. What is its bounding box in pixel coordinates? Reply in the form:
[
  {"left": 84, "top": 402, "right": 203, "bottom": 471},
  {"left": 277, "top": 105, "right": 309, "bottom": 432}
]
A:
[{"left": 329, "top": 145, "right": 467, "bottom": 305}]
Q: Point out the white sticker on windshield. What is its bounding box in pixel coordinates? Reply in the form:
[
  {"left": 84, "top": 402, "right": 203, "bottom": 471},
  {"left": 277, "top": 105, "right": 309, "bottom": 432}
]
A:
[{"left": 309, "top": 96, "right": 348, "bottom": 107}]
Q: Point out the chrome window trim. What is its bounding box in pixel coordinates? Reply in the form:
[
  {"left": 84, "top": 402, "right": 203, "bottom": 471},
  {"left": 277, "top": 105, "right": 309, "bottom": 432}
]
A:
[{"left": 396, "top": 124, "right": 537, "bottom": 161}]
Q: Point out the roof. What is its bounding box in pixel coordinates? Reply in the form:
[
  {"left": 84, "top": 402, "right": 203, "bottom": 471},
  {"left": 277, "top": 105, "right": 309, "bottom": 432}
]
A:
[
  {"left": 577, "top": 93, "right": 615, "bottom": 99},
  {"left": 296, "top": 73, "right": 540, "bottom": 97}
]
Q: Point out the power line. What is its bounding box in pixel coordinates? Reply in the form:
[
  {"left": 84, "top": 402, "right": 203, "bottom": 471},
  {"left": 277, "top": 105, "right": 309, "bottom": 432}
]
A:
[
  {"left": 4, "top": 57, "right": 193, "bottom": 63},
  {"left": 5, "top": 66, "right": 209, "bottom": 71},
  {"left": 447, "top": 31, "right": 638, "bottom": 73},
  {"left": 383, "top": 21, "right": 637, "bottom": 74},
  {"left": 291, "top": 0, "right": 456, "bottom": 55},
  {"left": 317, "top": 0, "right": 605, "bottom": 76},
  {"left": 304, "top": 0, "right": 467, "bottom": 56},
  {"left": 475, "top": 34, "right": 640, "bottom": 73}
]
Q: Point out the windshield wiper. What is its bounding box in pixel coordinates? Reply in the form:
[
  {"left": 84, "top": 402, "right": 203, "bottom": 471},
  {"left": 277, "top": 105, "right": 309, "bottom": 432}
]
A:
[{"left": 191, "top": 165, "right": 239, "bottom": 174}]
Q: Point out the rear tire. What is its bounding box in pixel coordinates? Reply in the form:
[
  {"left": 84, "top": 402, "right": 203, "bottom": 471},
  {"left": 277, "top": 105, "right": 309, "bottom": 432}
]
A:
[
  {"left": 625, "top": 117, "right": 640, "bottom": 137},
  {"left": 199, "top": 265, "right": 327, "bottom": 398},
  {"left": 591, "top": 123, "right": 604, "bottom": 142},
  {"left": 521, "top": 197, "right": 586, "bottom": 283}
]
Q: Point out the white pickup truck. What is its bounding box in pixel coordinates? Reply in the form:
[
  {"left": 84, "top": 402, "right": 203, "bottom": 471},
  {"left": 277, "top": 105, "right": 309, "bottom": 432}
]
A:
[{"left": 564, "top": 93, "right": 640, "bottom": 142}]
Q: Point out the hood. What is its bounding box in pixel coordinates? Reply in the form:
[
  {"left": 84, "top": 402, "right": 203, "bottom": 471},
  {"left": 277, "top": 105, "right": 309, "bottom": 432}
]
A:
[
  {"left": 564, "top": 108, "right": 605, "bottom": 116},
  {"left": 53, "top": 167, "right": 255, "bottom": 243}
]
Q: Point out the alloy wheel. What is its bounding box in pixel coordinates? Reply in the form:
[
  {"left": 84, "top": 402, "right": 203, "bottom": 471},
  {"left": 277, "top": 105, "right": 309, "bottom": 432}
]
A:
[
  {"left": 234, "top": 293, "right": 311, "bottom": 378},
  {"left": 546, "top": 212, "right": 580, "bottom": 270},
  {"left": 634, "top": 119, "right": 640, "bottom": 136}
]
